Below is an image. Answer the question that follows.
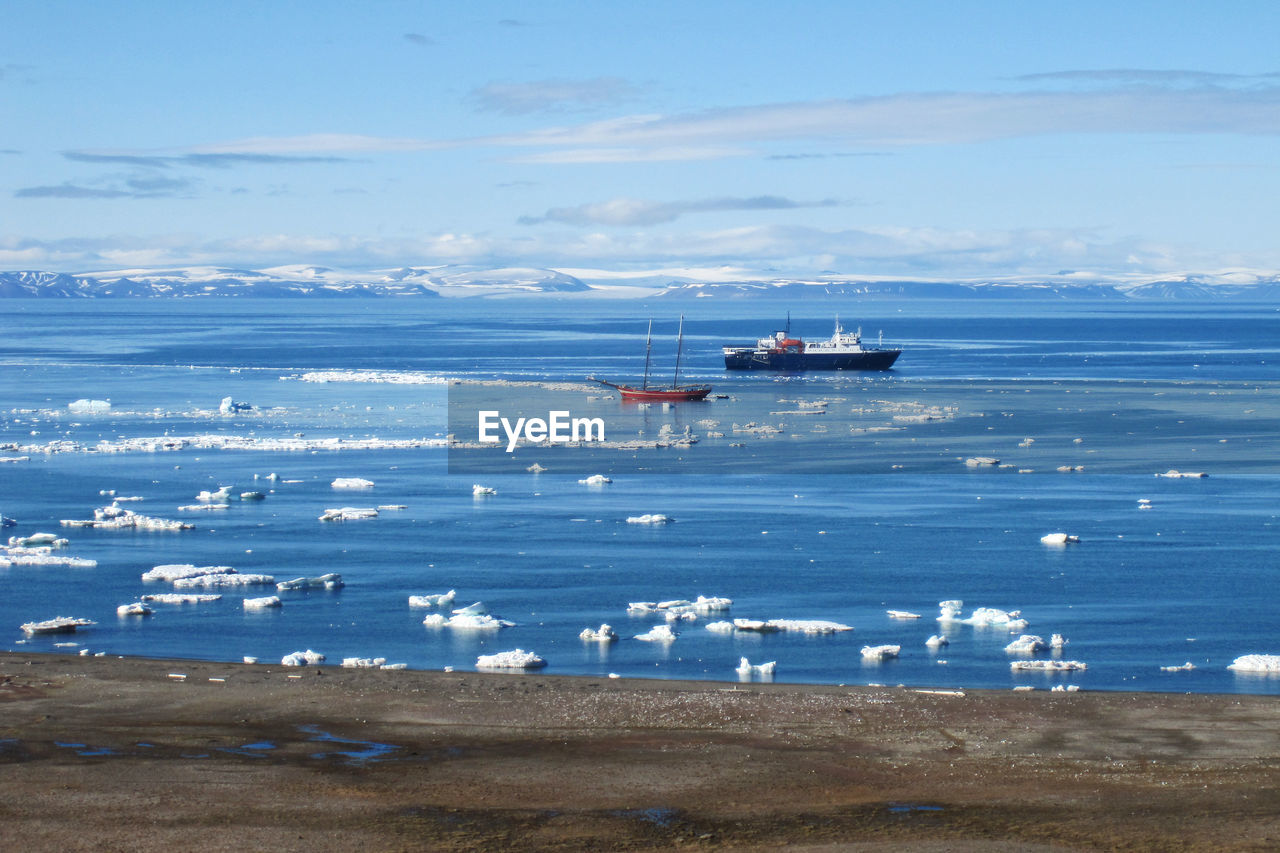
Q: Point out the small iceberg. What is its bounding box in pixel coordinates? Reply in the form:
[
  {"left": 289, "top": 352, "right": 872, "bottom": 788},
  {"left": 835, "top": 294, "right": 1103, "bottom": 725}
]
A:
[
  {"left": 318, "top": 507, "right": 379, "bottom": 522},
  {"left": 578, "top": 474, "right": 612, "bottom": 486},
  {"left": 735, "top": 657, "right": 777, "bottom": 680},
  {"left": 408, "top": 590, "right": 456, "bottom": 608},
  {"left": 196, "top": 486, "right": 234, "bottom": 503},
  {"left": 332, "top": 477, "right": 375, "bottom": 489},
  {"left": 276, "top": 573, "right": 343, "bottom": 591},
  {"left": 1051, "top": 633, "right": 1067, "bottom": 649},
  {"left": 925, "top": 634, "right": 949, "bottom": 649},
  {"left": 887, "top": 610, "right": 921, "bottom": 620},
  {"left": 21, "top": 616, "right": 95, "bottom": 635},
  {"left": 68, "top": 399, "right": 110, "bottom": 413},
  {"left": 1157, "top": 469, "right": 1207, "bottom": 479},
  {"left": 218, "top": 396, "right": 254, "bottom": 415},
  {"left": 1039, "top": 532, "right": 1080, "bottom": 545},
  {"left": 635, "top": 625, "right": 678, "bottom": 642},
  {"left": 174, "top": 572, "right": 275, "bottom": 589},
  {"left": 243, "top": 595, "right": 282, "bottom": 610},
  {"left": 937, "top": 600, "right": 964, "bottom": 622},
  {"left": 476, "top": 649, "right": 546, "bottom": 670},
  {"left": 1161, "top": 662, "right": 1196, "bottom": 672},
  {"left": 1004, "top": 634, "right": 1048, "bottom": 654},
  {"left": 1227, "top": 654, "right": 1280, "bottom": 673},
  {"left": 626, "top": 514, "right": 672, "bottom": 524},
  {"left": 962, "top": 607, "right": 1028, "bottom": 632},
  {"left": 579, "top": 624, "right": 618, "bottom": 642},
  {"left": 281, "top": 649, "right": 325, "bottom": 666},
  {"left": 1011, "top": 660, "right": 1087, "bottom": 672},
  {"left": 861, "top": 644, "right": 901, "bottom": 660},
  {"left": 140, "top": 593, "right": 222, "bottom": 604},
  {"left": 472, "top": 484, "right": 497, "bottom": 496},
  {"left": 116, "top": 602, "right": 153, "bottom": 617},
  {"left": 964, "top": 456, "right": 999, "bottom": 467},
  {"left": 142, "top": 564, "right": 236, "bottom": 582}
]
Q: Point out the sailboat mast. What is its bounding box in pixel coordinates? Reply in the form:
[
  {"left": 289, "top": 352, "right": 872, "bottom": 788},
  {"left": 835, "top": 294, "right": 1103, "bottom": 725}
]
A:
[
  {"left": 673, "top": 314, "right": 685, "bottom": 387},
  {"left": 642, "top": 318, "right": 653, "bottom": 389}
]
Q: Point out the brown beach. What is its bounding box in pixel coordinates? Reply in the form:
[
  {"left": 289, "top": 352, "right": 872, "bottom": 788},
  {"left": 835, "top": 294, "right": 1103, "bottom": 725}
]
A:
[{"left": 1, "top": 652, "right": 1276, "bottom": 852}]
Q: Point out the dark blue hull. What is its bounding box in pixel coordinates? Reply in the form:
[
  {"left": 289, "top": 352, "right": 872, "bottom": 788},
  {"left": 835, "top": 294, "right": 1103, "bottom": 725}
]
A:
[{"left": 724, "top": 348, "right": 900, "bottom": 371}]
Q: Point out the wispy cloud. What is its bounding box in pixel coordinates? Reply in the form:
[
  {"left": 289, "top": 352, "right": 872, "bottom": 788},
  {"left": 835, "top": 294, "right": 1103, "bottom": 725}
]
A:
[
  {"left": 403, "top": 32, "right": 434, "bottom": 47},
  {"left": 1013, "top": 69, "right": 1280, "bottom": 87},
  {"left": 471, "top": 77, "right": 641, "bottom": 115},
  {"left": 64, "top": 150, "right": 355, "bottom": 169},
  {"left": 16, "top": 173, "right": 196, "bottom": 200},
  {"left": 519, "top": 196, "right": 839, "bottom": 226}
]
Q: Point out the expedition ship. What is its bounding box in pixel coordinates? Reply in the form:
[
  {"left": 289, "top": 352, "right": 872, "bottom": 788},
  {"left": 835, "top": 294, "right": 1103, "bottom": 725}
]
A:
[{"left": 723, "top": 317, "right": 901, "bottom": 371}]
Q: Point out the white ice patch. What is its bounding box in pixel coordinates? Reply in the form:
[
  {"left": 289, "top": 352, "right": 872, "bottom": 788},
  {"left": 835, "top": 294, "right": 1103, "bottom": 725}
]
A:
[
  {"left": 635, "top": 625, "right": 678, "bottom": 642},
  {"left": 61, "top": 506, "right": 192, "bottom": 531},
  {"left": 116, "top": 602, "right": 152, "bottom": 617},
  {"left": 887, "top": 610, "right": 922, "bottom": 619},
  {"left": 68, "top": 399, "right": 110, "bottom": 413},
  {"left": 243, "top": 595, "right": 282, "bottom": 610},
  {"left": 173, "top": 573, "right": 275, "bottom": 589},
  {"left": 276, "top": 573, "right": 343, "bottom": 591},
  {"left": 281, "top": 649, "right": 325, "bottom": 666},
  {"left": 332, "top": 477, "right": 374, "bottom": 490},
  {"left": 318, "top": 507, "right": 379, "bottom": 522},
  {"left": 20, "top": 616, "right": 94, "bottom": 634},
  {"left": 579, "top": 624, "right": 618, "bottom": 642},
  {"left": 408, "top": 590, "right": 456, "bottom": 608},
  {"left": 140, "top": 593, "right": 222, "bottom": 604},
  {"left": 578, "top": 474, "right": 612, "bottom": 486},
  {"left": 1227, "top": 654, "right": 1280, "bottom": 673},
  {"left": 142, "top": 564, "right": 236, "bottom": 582},
  {"left": 1004, "top": 634, "right": 1048, "bottom": 654},
  {"left": 861, "top": 644, "right": 901, "bottom": 660},
  {"left": 626, "top": 514, "right": 672, "bottom": 524},
  {"left": 289, "top": 370, "right": 449, "bottom": 385},
  {"left": 472, "top": 484, "right": 497, "bottom": 496},
  {"left": 476, "top": 649, "right": 546, "bottom": 670},
  {"left": 926, "top": 635, "right": 949, "bottom": 649},
  {"left": 1039, "top": 532, "right": 1080, "bottom": 545},
  {"left": 1011, "top": 660, "right": 1087, "bottom": 672},
  {"left": 735, "top": 657, "right": 777, "bottom": 680}
]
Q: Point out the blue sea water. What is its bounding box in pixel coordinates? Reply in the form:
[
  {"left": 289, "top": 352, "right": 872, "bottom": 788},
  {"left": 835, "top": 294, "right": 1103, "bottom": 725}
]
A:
[{"left": 1, "top": 298, "right": 1278, "bottom": 694}]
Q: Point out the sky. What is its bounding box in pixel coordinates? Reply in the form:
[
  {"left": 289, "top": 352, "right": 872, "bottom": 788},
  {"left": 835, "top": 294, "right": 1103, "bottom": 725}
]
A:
[{"left": 3, "top": 0, "right": 1279, "bottom": 279}]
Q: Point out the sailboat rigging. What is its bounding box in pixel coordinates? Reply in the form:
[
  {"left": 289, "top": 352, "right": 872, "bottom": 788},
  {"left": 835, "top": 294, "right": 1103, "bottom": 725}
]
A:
[{"left": 590, "top": 315, "right": 712, "bottom": 401}]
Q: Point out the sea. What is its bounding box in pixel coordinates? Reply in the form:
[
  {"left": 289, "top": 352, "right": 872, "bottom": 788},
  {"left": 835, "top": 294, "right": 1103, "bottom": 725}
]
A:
[{"left": 2, "top": 298, "right": 1278, "bottom": 694}]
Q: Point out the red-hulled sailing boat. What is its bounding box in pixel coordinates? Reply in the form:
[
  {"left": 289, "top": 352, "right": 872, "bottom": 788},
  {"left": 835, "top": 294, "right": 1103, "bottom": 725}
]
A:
[{"left": 590, "top": 315, "right": 712, "bottom": 402}]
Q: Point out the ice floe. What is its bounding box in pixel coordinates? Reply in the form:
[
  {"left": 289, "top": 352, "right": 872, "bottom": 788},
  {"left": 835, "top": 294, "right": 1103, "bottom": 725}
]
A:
[
  {"left": 937, "top": 600, "right": 964, "bottom": 622},
  {"left": 861, "top": 645, "right": 901, "bottom": 660},
  {"left": 218, "top": 396, "right": 254, "bottom": 415},
  {"left": 13, "top": 434, "right": 446, "bottom": 455},
  {"left": 626, "top": 514, "right": 672, "bottom": 524},
  {"left": 579, "top": 624, "right": 618, "bottom": 642},
  {"left": 332, "top": 477, "right": 374, "bottom": 489},
  {"left": 1051, "top": 634, "right": 1067, "bottom": 649},
  {"left": 887, "top": 610, "right": 921, "bottom": 619},
  {"left": 423, "top": 603, "right": 515, "bottom": 630},
  {"left": 1157, "top": 469, "right": 1207, "bottom": 479},
  {"left": 634, "top": 625, "right": 678, "bottom": 642},
  {"left": 281, "top": 649, "right": 325, "bottom": 666},
  {"left": 1004, "top": 634, "right": 1048, "bottom": 654},
  {"left": 115, "top": 602, "right": 153, "bottom": 617},
  {"left": 21, "top": 616, "right": 95, "bottom": 635},
  {"left": 1050, "top": 685, "right": 1081, "bottom": 692},
  {"left": 0, "top": 545, "right": 97, "bottom": 568},
  {"left": 926, "top": 634, "right": 949, "bottom": 649},
  {"left": 736, "top": 657, "right": 777, "bottom": 680},
  {"left": 276, "top": 573, "right": 343, "bottom": 591},
  {"left": 318, "top": 507, "right": 379, "bottom": 522},
  {"left": 139, "top": 593, "right": 222, "bottom": 604},
  {"left": 197, "top": 486, "right": 234, "bottom": 502},
  {"left": 1039, "top": 532, "right": 1080, "bottom": 545},
  {"left": 471, "top": 484, "right": 497, "bottom": 496},
  {"left": 173, "top": 572, "right": 275, "bottom": 589},
  {"left": 8, "top": 533, "right": 65, "bottom": 548},
  {"left": 68, "top": 399, "right": 110, "bottom": 413},
  {"left": 944, "top": 604, "right": 1029, "bottom": 632},
  {"left": 289, "top": 370, "right": 449, "bottom": 385},
  {"left": 243, "top": 596, "right": 282, "bottom": 610},
  {"left": 1227, "top": 654, "right": 1280, "bottom": 673},
  {"left": 342, "top": 657, "right": 404, "bottom": 669},
  {"left": 142, "top": 564, "right": 237, "bottom": 582},
  {"left": 1011, "top": 660, "right": 1087, "bottom": 672},
  {"left": 964, "top": 456, "right": 1000, "bottom": 467},
  {"left": 408, "top": 590, "right": 456, "bottom": 608},
  {"left": 578, "top": 474, "right": 612, "bottom": 486},
  {"left": 1161, "top": 662, "right": 1196, "bottom": 672},
  {"left": 61, "top": 506, "right": 193, "bottom": 531},
  {"left": 718, "top": 618, "right": 852, "bottom": 635},
  {"left": 475, "top": 649, "right": 546, "bottom": 670}
]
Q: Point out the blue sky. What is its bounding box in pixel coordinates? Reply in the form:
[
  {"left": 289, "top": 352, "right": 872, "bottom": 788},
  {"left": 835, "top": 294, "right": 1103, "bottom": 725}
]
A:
[{"left": 3, "top": 1, "right": 1279, "bottom": 277}]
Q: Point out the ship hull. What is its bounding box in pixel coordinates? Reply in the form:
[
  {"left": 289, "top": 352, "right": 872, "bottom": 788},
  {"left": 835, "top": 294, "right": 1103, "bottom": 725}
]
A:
[
  {"left": 616, "top": 386, "right": 711, "bottom": 401},
  {"left": 723, "top": 349, "right": 900, "bottom": 371}
]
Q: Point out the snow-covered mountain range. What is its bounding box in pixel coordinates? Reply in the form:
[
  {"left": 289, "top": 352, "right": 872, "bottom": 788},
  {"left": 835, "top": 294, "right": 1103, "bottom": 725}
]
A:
[{"left": 2, "top": 265, "right": 1280, "bottom": 299}]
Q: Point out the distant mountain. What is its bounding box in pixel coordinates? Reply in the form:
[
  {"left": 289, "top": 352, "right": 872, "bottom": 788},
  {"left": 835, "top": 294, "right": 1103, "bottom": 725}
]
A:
[
  {"left": 3, "top": 265, "right": 1279, "bottom": 299},
  {"left": 0, "top": 265, "right": 590, "bottom": 298}
]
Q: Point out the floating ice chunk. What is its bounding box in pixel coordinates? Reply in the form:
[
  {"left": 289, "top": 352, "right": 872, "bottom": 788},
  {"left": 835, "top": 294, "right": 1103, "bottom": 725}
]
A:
[
  {"left": 291, "top": 370, "right": 448, "bottom": 385},
  {"left": 445, "top": 613, "right": 514, "bottom": 630},
  {"left": 0, "top": 456, "right": 29, "bottom": 463},
  {"left": 116, "top": 602, "right": 152, "bottom": 617},
  {"left": 140, "top": 593, "right": 222, "bottom": 604},
  {"left": 1227, "top": 654, "right": 1280, "bottom": 673},
  {"left": 765, "top": 619, "right": 853, "bottom": 634},
  {"left": 196, "top": 486, "right": 234, "bottom": 502},
  {"left": 1050, "top": 633, "right": 1067, "bottom": 649},
  {"left": 732, "top": 618, "right": 780, "bottom": 633},
  {"left": 408, "top": 590, "right": 456, "bottom": 608},
  {"left": 174, "top": 573, "right": 275, "bottom": 589},
  {"left": 964, "top": 456, "right": 999, "bottom": 467},
  {"left": 887, "top": 610, "right": 921, "bottom": 619},
  {"left": 937, "top": 600, "right": 964, "bottom": 622},
  {"left": 243, "top": 595, "right": 282, "bottom": 610},
  {"left": 1005, "top": 634, "right": 1048, "bottom": 654},
  {"left": 243, "top": 656, "right": 258, "bottom": 664},
  {"left": 1050, "top": 684, "right": 1082, "bottom": 692},
  {"left": 8, "top": 533, "right": 65, "bottom": 548},
  {"left": 1011, "top": 660, "right": 1087, "bottom": 672},
  {"left": 963, "top": 607, "right": 1028, "bottom": 631},
  {"left": 578, "top": 474, "right": 612, "bottom": 486},
  {"left": 1039, "top": 532, "right": 1080, "bottom": 545},
  {"left": 704, "top": 621, "right": 736, "bottom": 634},
  {"left": 626, "top": 514, "right": 672, "bottom": 524},
  {"left": 68, "top": 399, "right": 110, "bottom": 413},
  {"left": 693, "top": 595, "right": 733, "bottom": 612},
  {"left": 1161, "top": 662, "right": 1196, "bottom": 672},
  {"left": 178, "top": 503, "right": 229, "bottom": 512},
  {"left": 472, "top": 484, "right": 496, "bottom": 496},
  {"left": 318, "top": 507, "right": 378, "bottom": 522},
  {"left": 527, "top": 463, "right": 547, "bottom": 473},
  {"left": 1157, "top": 469, "right": 1207, "bottom": 479},
  {"left": 20, "top": 616, "right": 94, "bottom": 635},
  {"left": 0, "top": 550, "right": 97, "bottom": 568},
  {"left": 380, "top": 663, "right": 407, "bottom": 670},
  {"left": 142, "top": 564, "right": 236, "bottom": 582},
  {"left": 626, "top": 601, "right": 657, "bottom": 614},
  {"left": 218, "top": 396, "right": 253, "bottom": 415},
  {"left": 332, "top": 477, "right": 375, "bottom": 490},
  {"left": 452, "top": 601, "right": 487, "bottom": 615},
  {"left": 926, "top": 634, "right": 949, "bottom": 649},
  {"left": 635, "top": 625, "right": 678, "bottom": 642},
  {"left": 476, "top": 649, "right": 546, "bottom": 670},
  {"left": 276, "top": 573, "right": 343, "bottom": 591},
  {"left": 1138, "top": 498, "right": 1153, "bottom": 510},
  {"left": 341, "top": 657, "right": 388, "bottom": 668},
  {"left": 281, "top": 649, "right": 325, "bottom": 666},
  {"left": 861, "top": 644, "right": 901, "bottom": 660},
  {"left": 1056, "top": 465, "right": 1085, "bottom": 473},
  {"left": 62, "top": 507, "right": 192, "bottom": 531},
  {"left": 240, "top": 491, "right": 266, "bottom": 501},
  {"left": 579, "top": 624, "right": 618, "bottom": 642},
  {"left": 421, "top": 613, "right": 447, "bottom": 627},
  {"left": 736, "top": 657, "right": 777, "bottom": 680}
]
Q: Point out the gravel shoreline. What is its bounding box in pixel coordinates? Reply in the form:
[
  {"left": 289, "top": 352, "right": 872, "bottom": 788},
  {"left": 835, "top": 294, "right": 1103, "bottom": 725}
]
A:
[{"left": 2, "top": 652, "right": 1277, "bottom": 851}]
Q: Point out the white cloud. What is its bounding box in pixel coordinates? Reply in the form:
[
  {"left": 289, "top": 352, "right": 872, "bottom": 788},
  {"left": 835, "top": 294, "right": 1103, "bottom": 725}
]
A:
[
  {"left": 471, "top": 77, "right": 640, "bottom": 114},
  {"left": 519, "top": 196, "right": 837, "bottom": 226}
]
